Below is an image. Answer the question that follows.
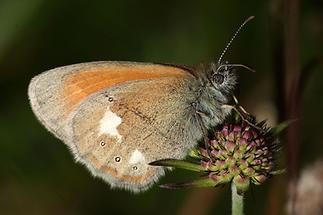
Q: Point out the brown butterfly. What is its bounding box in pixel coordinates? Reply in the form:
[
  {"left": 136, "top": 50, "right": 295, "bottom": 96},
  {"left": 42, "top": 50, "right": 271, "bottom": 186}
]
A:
[{"left": 28, "top": 16, "right": 254, "bottom": 193}]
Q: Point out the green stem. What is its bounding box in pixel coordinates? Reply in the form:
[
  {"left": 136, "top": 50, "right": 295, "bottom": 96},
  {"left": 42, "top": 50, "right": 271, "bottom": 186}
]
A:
[{"left": 231, "top": 183, "right": 244, "bottom": 215}]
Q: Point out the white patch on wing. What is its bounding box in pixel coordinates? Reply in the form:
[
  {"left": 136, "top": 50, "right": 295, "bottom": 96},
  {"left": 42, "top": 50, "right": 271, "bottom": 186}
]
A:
[
  {"left": 99, "top": 107, "right": 122, "bottom": 142},
  {"left": 129, "top": 150, "right": 145, "bottom": 164}
]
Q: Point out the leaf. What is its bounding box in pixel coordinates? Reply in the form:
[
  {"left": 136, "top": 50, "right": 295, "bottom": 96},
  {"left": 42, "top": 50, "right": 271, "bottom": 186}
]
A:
[
  {"left": 270, "top": 121, "right": 290, "bottom": 136},
  {"left": 270, "top": 169, "right": 286, "bottom": 175},
  {"left": 149, "top": 159, "right": 206, "bottom": 172},
  {"left": 160, "top": 176, "right": 219, "bottom": 189}
]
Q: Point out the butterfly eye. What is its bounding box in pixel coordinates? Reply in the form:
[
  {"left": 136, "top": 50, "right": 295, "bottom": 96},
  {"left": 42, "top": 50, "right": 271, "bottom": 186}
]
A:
[
  {"left": 114, "top": 156, "right": 122, "bottom": 163},
  {"left": 212, "top": 73, "right": 225, "bottom": 85}
]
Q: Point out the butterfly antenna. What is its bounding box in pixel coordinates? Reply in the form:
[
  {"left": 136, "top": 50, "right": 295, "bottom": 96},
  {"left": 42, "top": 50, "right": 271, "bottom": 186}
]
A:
[{"left": 217, "top": 16, "right": 255, "bottom": 65}]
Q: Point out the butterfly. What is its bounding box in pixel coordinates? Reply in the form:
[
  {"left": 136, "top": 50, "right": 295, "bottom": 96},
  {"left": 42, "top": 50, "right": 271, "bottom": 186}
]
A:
[{"left": 28, "top": 16, "right": 254, "bottom": 193}]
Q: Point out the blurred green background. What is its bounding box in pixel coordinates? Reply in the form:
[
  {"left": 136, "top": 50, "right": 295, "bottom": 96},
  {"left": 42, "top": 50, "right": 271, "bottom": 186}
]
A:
[{"left": 0, "top": 0, "right": 322, "bottom": 214}]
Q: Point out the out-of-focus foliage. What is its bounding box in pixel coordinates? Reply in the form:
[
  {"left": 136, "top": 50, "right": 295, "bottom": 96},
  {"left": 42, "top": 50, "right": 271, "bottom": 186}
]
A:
[{"left": 0, "top": 0, "right": 322, "bottom": 214}]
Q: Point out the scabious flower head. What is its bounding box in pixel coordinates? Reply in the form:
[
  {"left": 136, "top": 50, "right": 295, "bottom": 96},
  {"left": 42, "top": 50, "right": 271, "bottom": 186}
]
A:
[{"left": 195, "top": 120, "right": 281, "bottom": 193}]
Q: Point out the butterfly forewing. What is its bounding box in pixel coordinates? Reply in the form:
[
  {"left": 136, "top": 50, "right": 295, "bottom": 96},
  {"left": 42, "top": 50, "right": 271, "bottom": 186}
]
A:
[{"left": 28, "top": 61, "right": 191, "bottom": 142}]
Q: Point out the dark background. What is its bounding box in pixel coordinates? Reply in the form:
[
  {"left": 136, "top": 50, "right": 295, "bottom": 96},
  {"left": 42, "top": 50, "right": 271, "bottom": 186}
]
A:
[{"left": 0, "top": 0, "right": 322, "bottom": 214}]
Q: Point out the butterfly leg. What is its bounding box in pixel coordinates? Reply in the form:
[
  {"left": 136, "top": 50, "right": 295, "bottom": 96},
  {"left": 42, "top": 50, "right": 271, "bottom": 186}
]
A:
[
  {"left": 222, "top": 95, "right": 261, "bottom": 130},
  {"left": 191, "top": 102, "right": 213, "bottom": 158}
]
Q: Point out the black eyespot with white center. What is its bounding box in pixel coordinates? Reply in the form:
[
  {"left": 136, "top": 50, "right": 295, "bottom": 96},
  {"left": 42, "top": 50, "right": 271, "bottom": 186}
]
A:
[
  {"left": 107, "top": 96, "right": 114, "bottom": 102},
  {"left": 100, "top": 141, "right": 106, "bottom": 147},
  {"left": 114, "top": 156, "right": 121, "bottom": 163},
  {"left": 132, "top": 166, "right": 138, "bottom": 171},
  {"left": 104, "top": 93, "right": 114, "bottom": 102}
]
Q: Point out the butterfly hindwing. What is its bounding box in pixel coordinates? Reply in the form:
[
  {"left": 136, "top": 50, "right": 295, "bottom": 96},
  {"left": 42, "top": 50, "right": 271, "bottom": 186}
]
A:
[{"left": 67, "top": 78, "right": 202, "bottom": 192}]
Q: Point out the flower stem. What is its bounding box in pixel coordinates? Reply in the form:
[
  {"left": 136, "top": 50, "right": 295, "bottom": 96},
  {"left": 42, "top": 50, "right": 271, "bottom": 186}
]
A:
[{"left": 231, "top": 183, "right": 244, "bottom": 215}]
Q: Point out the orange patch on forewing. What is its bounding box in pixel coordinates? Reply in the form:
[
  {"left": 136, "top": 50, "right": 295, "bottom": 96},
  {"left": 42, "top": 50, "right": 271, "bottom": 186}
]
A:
[
  {"left": 62, "top": 64, "right": 189, "bottom": 114},
  {"left": 87, "top": 154, "right": 156, "bottom": 183}
]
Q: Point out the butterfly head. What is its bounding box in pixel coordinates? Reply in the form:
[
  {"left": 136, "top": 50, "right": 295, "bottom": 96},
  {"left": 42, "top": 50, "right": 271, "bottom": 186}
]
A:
[{"left": 206, "top": 62, "right": 237, "bottom": 95}]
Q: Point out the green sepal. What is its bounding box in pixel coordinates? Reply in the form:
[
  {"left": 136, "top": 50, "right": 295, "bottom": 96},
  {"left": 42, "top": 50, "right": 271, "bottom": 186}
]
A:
[
  {"left": 188, "top": 148, "right": 201, "bottom": 159},
  {"left": 233, "top": 175, "right": 250, "bottom": 194}
]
